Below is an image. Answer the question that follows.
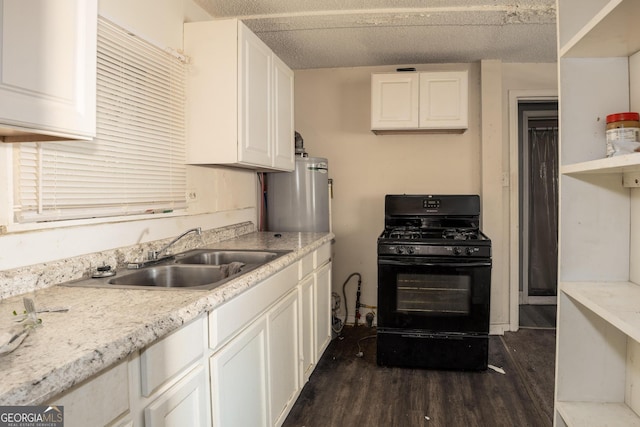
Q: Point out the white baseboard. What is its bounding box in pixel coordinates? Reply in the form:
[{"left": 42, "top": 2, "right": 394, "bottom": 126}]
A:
[{"left": 490, "top": 323, "right": 511, "bottom": 335}]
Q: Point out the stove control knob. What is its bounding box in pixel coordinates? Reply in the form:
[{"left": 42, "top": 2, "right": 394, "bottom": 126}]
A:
[
  {"left": 466, "top": 247, "right": 475, "bottom": 255},
  {"left": 407, "top": 246, "right": 415, "bottom": 254},
  {"left": 453, "top": 247, "right": 462, "bottom": 255},
  {"left": 396, "top": 246, "right": 404, "bottom": 254}
]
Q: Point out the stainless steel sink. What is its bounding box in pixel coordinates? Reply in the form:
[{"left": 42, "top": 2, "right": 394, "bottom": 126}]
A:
[
  {"left": 64, "top": 248, "right": 292, "bottom": 291},
  {"left": 174, "top": 249, "right": 283, "bottom": 266},
  {"left": 108, "top": 265, "right": 228, "bottom": 288}
]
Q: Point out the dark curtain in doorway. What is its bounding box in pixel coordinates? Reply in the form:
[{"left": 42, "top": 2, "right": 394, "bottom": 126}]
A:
[{"left": 528, "top": 127, "right": 558, "bottom": 296}]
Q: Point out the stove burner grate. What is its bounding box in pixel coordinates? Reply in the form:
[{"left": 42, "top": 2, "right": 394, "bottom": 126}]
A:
[
  {"left": 442, "top": 228, "right": 479, "bottom": 241},
  {"left": 388, "top": 228, "right": 423, "bottom": 239},
  {"left": 383, "top": 227, "right": 482, "bottom": 242}
]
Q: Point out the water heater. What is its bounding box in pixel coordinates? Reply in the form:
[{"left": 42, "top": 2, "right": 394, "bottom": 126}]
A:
[{"left": 266, "top": 156, "right": 330, "bottom": 232}]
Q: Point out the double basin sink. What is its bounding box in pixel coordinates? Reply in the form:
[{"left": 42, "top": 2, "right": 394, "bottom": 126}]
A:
[{"left": 67, "top": 249, "right": 291, "bottom": 291}]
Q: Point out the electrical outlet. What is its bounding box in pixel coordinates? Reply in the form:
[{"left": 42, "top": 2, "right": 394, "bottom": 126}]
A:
[
  {"left": 186, "top": 189, "right": 198, "bottom": 203},
  {"left": 501, "top": 172, "right": 510, "bottom": 187}
]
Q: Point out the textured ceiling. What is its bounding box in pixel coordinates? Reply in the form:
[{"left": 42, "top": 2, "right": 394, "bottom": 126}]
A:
[{"left": 192, "top": 0, "right": 557, "bottom": 69}]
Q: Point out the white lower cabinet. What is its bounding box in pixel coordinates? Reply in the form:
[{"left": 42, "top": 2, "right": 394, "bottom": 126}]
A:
[
  {"left": 268, "top": 290, "right": 300, "bottom": 426},
  {"left": 209, "top": 243, "right": 332, "bottom": 427},
  {"left": 136, "top": 316, "right": 210, "bottom": 427},
  {"left": 208, "top": 266, "right": 299, "bottom": 427},
  {"left": 47, "top": 244, "right": 333, "bottom": 427},
  {"left": 49, "top": 315, "right": 210, "bottom": 427},
  {"left": 298, "top": 244, "right": 333, "bottom": 381},
  {"left": 209, "top": 289, "right": 300, "bottom": 427},
  {"left": 144, "top": 365, "right": 210, "bottom": 427},
  {"left": 299, "top": 274, "right": 315, "bottom": 382},
  {"left": 314, "top": 261, "right": 332, "bottom": 361},
  {"left": 49, "top": 360, "right": 129, "bottom": 427},
  {"left": 139, "top": 315, "right": 206, "bottom": 397},
  {"left": 210, "top": 317, "right": 269, "bottom": 427}
]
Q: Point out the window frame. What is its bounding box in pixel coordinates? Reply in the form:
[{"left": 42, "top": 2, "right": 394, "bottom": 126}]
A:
[{"left": 11, "top": 17, "right": 188, "bottom": 226}]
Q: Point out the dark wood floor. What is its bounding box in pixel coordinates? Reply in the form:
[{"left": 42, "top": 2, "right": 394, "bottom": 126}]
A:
[
  {"left": 283, "top": 326, "right": 555, "bottom": 427},
  {"left": 519, "top": 304, "right": 557, "bottom": 329}
]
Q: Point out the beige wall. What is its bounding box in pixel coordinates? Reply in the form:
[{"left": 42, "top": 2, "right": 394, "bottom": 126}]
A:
[
  {"left": 295, "top": 61, "right": 557, "bottom": 330},
  {"left": 481, "top": 60, "right": 506, "bottom": 331},
  {"left": 295, "top": 63, "right": 482, "bottom": 324}
]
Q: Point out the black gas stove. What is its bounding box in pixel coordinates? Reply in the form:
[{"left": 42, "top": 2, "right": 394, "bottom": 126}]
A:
[
  {"left": 378, "top": 194, "right": 491, "bottom": 258},
  {"left": 377, "top": 194, "right": 492, "bottom": 371}
]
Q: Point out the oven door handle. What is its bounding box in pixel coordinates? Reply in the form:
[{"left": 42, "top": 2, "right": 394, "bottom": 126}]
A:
[{"left": 378, "top": 258, "right": 491, "bottom": 268}]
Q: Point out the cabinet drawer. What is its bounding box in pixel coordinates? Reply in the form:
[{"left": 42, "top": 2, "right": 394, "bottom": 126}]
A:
[
  {"left": 314, "top": 243, "right": 331, "bottom": 268},
  {"left": 209, "top": 263, "right": 297, "bottom": 350},
  {"left": 49, "top": 360, "right": 129, "bottom": 427},
  {"left": 140, "top": 315, "right": 206, "bottom": 396},
  {"left": 299, "top": 253, "right": 313, "bottom": 279}
]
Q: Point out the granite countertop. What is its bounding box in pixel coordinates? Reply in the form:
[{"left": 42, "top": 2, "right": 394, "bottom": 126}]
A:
[{"left": 0, "top": 231, "right": 334, "bottom": 406}]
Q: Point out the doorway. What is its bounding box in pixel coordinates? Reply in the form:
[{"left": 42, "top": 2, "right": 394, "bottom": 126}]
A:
[{"left": 518, "top": 102, "right": 558, "bottom": 321}]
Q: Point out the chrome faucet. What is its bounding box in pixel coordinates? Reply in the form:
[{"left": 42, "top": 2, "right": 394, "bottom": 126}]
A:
[{"left": 148, "top": 227, "right": 202, "bottom": 261}]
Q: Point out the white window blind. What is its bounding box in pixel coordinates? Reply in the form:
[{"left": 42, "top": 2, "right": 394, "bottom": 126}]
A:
[{"left": 13, "top": 18, "right": 187, "bottom": 223}]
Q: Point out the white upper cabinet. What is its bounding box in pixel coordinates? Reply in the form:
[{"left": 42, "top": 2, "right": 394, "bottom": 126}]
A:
[
  {"left": 272, "top": 54, "right": 295, "bottom": 170},
  {"left": 239, "top": 23, "right": 273, "bottom": 167},
  {"left": 184, "top": 19, "right": 295, "bottom": 171},
  {"left": 418, "top": 72, "right": 468, "bottom": 130},
  {"left": 0, "top": 0, "right": 97, "bottom": 142},
  {"left": 371, "top": 70, "right": 468, "bottom": 134},
  {"left": 371, "top": 73, "right": 419, "bottom": 129}
]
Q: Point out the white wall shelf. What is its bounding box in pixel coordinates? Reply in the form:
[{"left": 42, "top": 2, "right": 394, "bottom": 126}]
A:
[
  {"left": 561, "top": 0, "right": 640, "bottom": 58},
  {"left": 555, "top": 0, "right": 640, "bottom": 425},
  {"left": 561, "top": 282, "right": 640, "bottom": 343},
  {"left": 561, "top": 153, "right": 640, "bottom": 175},
  {"left": 556, "top": 401, "right": 640, "bottom": 427}
]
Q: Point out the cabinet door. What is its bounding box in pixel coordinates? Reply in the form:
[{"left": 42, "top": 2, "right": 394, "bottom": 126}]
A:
[
  {"left": 371, "top": 73, "right": 419, "bottom": 129},
  {"left": 299, "top": 274, "right": 315, "bottom": 383},
  {"left": 418, "top": 71, "right": 468, "bottom": 130},
  {"left": 272, "top": 54, "right": 295, "bottom": 171},
  {"left": 0, "top": 0, "right": 96, "bottom": 140},
  {"left": 238, "top": 23, "right": 272, "bottom": 167},
  {"left": 144, "top": 365, "right": 209, "bottom": 427},
  {"left": 210, "top": 317, "right": 269, "bottom": 427},
  {"left": 314, "top": 262, "right": 332, "bottom": 361},
  {"left": 268, "top": 289, "right": 300, "bottom": 426}
]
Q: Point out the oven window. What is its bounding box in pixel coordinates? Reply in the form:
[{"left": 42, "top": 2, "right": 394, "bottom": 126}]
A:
[{"left": 396, "top": 273, "right": 471, "bottom": 315}]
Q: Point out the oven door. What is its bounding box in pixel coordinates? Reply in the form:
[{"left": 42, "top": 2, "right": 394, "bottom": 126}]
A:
[{"left": 377, "top": 256, "right": 491, "bottom": 334}]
